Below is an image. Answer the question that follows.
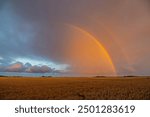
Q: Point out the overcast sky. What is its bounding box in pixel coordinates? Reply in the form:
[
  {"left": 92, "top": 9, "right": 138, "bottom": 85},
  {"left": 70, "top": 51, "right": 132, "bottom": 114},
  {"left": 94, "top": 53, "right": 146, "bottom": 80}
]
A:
[{"left": 0, "top": 0, "right": 150, "bottom": 76}]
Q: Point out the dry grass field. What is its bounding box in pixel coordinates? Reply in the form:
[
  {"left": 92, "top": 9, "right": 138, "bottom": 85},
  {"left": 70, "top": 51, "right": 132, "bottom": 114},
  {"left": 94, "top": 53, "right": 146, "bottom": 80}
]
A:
[{"left": 0, "top": 77, "right": 150, "bottom": 100}]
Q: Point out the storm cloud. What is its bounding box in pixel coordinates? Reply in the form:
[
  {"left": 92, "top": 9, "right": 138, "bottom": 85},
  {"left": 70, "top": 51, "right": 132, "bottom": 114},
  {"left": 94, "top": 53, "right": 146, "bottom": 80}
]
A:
[{"left": 0, "top": 0, "right": 150, "bottom": 75}]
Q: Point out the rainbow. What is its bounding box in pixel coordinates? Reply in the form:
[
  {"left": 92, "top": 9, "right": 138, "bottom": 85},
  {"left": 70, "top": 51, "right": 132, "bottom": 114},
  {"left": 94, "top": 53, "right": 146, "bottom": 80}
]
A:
[{"left": 65, "top": 24, "right": 117, "bottom": 75}]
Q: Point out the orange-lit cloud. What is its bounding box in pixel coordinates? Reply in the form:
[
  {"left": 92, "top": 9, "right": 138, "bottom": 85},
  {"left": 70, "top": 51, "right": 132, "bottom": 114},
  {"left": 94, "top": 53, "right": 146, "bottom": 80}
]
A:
[{"left": 6, "top": 62, "right": 24, "bottom": 72}]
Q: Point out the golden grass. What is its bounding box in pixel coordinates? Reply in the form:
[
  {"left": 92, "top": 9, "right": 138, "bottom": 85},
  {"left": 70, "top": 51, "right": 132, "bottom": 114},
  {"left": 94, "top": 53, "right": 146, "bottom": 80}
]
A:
[{"left": 0, "top": 77, "right": 150, "bottom": 100}]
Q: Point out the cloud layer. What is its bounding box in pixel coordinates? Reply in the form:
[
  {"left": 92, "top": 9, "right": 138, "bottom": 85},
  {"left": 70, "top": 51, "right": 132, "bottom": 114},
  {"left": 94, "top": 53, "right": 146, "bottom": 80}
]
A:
[
  {"left": 0, "top": 0, "right": 150, "bottom": 75},
  {"left": 0, "top": 62, "right": 55, "bottom": 73}
]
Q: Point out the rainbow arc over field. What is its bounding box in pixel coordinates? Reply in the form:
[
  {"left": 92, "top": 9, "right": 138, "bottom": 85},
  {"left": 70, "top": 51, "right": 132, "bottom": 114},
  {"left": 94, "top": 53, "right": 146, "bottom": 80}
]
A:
[{"left": 65, "top": 24, "right": 116, "bottom": 75}]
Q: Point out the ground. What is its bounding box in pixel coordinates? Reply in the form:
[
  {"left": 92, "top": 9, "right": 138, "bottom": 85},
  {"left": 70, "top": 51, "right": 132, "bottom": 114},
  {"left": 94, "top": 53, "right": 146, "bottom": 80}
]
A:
[{"left": 0, "top": 77, "right": 150, "bottom": 100}]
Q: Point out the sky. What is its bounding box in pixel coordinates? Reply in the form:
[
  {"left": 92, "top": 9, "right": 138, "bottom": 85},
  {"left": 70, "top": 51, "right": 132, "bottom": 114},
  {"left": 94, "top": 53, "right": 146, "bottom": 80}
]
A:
[{"left": 0, "top": 0, "right": 150, "bottom": 76}]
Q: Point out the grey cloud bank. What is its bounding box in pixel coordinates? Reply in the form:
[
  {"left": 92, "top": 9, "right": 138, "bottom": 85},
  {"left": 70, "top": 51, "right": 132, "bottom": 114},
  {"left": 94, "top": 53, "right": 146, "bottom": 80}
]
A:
[{"left": 0, "top": 62, "right": 56, "bottom": 73}]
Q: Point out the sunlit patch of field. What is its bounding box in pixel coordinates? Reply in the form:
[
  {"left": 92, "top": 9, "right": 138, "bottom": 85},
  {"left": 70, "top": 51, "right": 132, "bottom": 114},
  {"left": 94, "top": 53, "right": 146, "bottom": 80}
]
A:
[{"left": 0, "top": 77, "right": 150, "bottom": 100}]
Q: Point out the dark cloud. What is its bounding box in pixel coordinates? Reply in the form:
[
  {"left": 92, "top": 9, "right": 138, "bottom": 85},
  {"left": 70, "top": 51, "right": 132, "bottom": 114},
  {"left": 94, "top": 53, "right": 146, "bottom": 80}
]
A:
[
  {"left": 0, "top": 0, "right": 7, "bottom": 10},
  {"left": 7, "top": 0, "right": 125, "bottom": 64},
  {"left": 0, "top": 2, "right": 35, "bottom": 58},
  {"left": 0, "top": 0, "right": 150, "bottom": 75}
]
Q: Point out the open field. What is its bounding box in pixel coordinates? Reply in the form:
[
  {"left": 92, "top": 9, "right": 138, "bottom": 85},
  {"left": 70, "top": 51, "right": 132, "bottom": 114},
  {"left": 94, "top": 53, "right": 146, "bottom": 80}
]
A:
[{"left": 0, "top": 77, "right": 150, "bottom": 100}]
